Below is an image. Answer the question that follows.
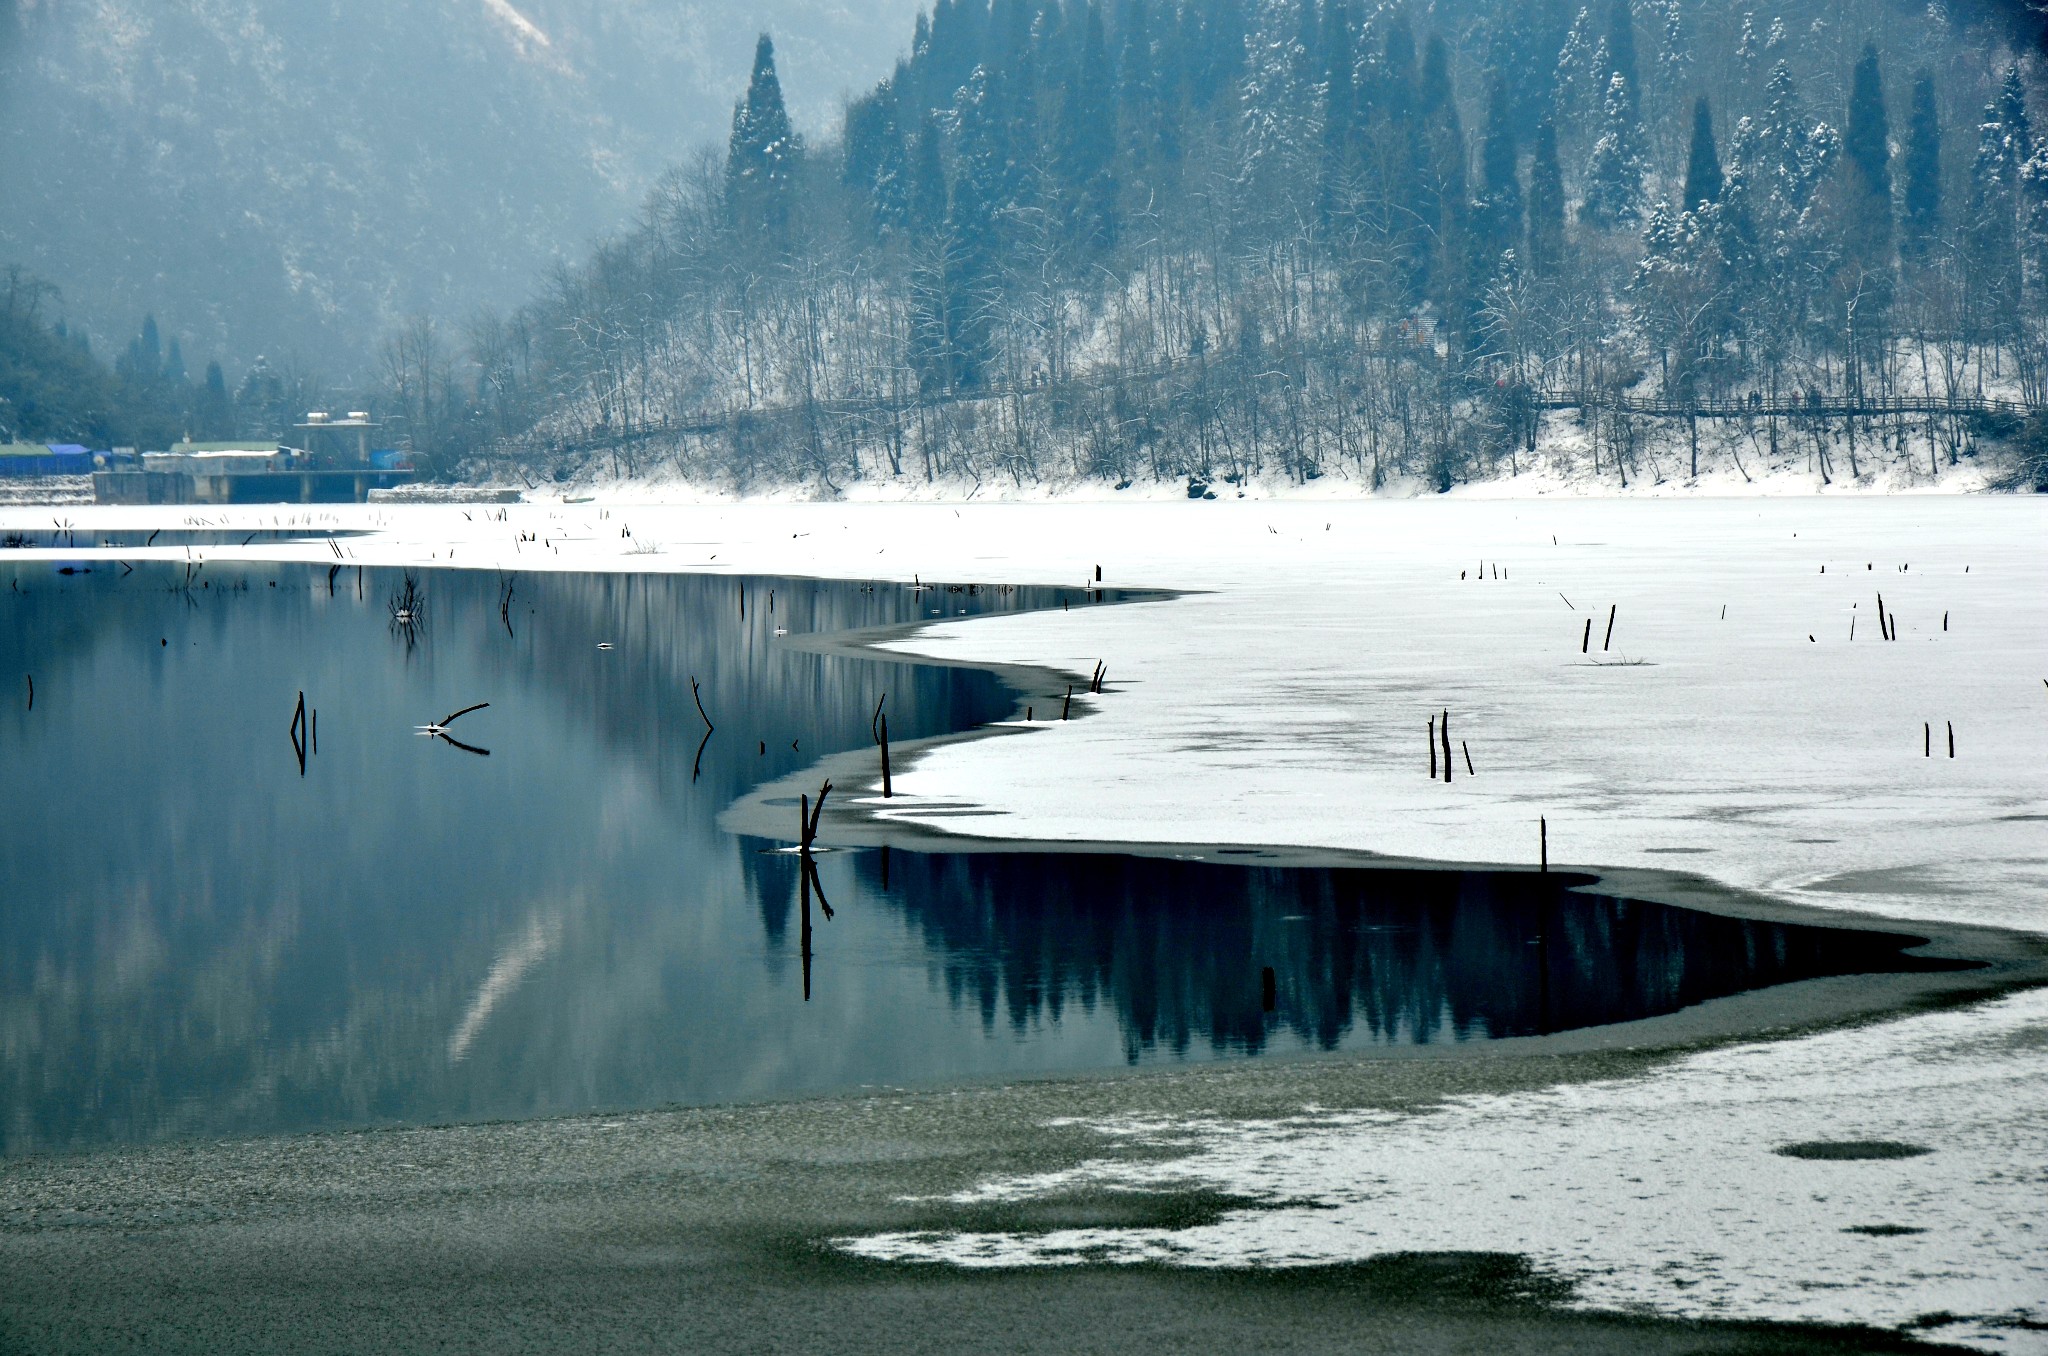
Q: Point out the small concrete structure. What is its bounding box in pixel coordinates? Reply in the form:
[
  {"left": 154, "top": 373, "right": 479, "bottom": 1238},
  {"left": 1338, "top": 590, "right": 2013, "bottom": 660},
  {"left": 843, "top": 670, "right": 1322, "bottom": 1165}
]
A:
[{"left": 93, "top": 422, "right": 415, "bottom": 504}]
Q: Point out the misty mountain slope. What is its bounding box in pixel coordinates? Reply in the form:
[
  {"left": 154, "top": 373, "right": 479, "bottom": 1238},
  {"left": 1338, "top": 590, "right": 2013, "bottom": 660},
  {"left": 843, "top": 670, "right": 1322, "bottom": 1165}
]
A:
[{"left": 0, "top": 0, "right": 918, "bottom": 382}]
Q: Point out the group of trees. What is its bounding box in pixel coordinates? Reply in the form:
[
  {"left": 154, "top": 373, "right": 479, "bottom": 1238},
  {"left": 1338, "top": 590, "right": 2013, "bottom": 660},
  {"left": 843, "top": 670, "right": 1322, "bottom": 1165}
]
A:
[
  {"left": 0, "top": 269, "right": 295, "bottom": 451},
  {"left": 412, "top": 0, "right": 2048, "bottom": 490}
]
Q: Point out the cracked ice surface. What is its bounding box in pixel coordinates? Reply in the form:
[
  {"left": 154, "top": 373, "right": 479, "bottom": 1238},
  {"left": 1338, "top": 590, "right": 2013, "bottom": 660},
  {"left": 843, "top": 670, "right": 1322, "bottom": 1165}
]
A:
[{"left": 844, "top": 986, "right": 2048, "bottom": 1351}]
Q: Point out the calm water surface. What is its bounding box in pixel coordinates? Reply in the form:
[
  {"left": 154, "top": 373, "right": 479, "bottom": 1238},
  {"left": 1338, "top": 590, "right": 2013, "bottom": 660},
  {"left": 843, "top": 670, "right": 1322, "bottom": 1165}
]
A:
[{"left": 0, "top": 562, "right": 1949, "bottom": 1154}]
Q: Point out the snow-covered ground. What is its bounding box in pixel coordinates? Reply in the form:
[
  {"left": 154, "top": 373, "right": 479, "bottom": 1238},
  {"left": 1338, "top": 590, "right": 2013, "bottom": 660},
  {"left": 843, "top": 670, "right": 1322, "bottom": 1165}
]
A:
[
  {"left": 843, "top": 985, "right": 2048, "bottom": 1350},
  {"left": 5, "top": 492, "right": 2045, "bottom": 1347}
]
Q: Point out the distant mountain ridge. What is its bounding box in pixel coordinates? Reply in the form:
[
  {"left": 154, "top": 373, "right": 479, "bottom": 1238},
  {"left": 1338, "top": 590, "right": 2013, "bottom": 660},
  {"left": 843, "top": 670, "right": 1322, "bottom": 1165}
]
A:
[{"left": 0, "top": 0, "right": 919, "bottom": 382}]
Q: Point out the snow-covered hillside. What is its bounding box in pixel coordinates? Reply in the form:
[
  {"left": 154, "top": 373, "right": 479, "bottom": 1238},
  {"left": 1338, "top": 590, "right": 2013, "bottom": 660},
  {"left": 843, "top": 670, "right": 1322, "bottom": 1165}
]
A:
[{"left": 0, "top": 0, "right": 920, "bottom": 378}]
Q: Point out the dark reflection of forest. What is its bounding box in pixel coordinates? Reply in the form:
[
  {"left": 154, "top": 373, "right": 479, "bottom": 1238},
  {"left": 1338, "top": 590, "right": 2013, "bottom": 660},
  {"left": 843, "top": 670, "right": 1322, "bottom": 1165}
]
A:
[{"left": 855, "top": 851, "right": 1961, "bottom": 1059}]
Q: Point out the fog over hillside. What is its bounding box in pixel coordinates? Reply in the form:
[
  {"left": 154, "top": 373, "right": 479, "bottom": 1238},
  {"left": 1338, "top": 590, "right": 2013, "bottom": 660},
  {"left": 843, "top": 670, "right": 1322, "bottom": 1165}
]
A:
[{"left": 0, "top": 0, "right": 920, "bottom": 382}]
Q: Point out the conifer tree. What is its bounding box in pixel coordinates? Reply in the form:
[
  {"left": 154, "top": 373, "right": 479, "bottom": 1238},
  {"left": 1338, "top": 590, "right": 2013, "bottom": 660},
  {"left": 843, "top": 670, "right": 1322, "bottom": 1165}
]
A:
[
  {"left": 1966, "top": 82, "right": 2024, "bottom": 340},
  {"left": 199, "top": 361, "right": 233, "bottom": 439},
  {"left": 1478, "top": 74, "right": 1524, "bottom": 269},
  {"left": 1583, "top": 72, "right": 1645, "bottom": 227},
  {"left": 1527, "top": 116, "right": 1568, "bottom": 275},
  {"left": 1195, "top": 0, "right": 1248, "bottom": 111},
  {"left": 1683, "top": 94, "right": 1722, "bottom": 209},
  {"left": 1843, "top": 45, "right": 1894, "bottom": 260},
  {"left": 726, "top": 35, "right": 801, "bottom": 249},
  {"left": 1604, "top": 0, "right": 1639, "bottom": 124},
  {"left": 1056, "top": 1, "right": 1119, "bottom": 254},
  {"left": 1552, "top": 7, "right": 1596, "bottom": 134},
  {"left": 1757, "top": 62, "right": 1836, "bottom": 217},
  {"left": 1418, "top": 35, "right": 1472, "bottom": 330},
  {"left": 1900, "top": 70, "right": 1941, "bottom": 261},
  {"left": 1117, "top": 0, "right": 1159, "bottom": 183},
  {"left": 844, "top": 80, "right": 910, "bottom": 236},
  {"left": 1316, "top": 0, "right": 1359, "bottom": 226}
]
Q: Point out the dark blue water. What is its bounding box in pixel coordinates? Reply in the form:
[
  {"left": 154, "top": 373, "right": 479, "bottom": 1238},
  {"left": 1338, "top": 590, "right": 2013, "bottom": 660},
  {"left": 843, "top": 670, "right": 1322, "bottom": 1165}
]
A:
[{"left": 0, "top": 563, "right": 1953, "bottom": 1155}]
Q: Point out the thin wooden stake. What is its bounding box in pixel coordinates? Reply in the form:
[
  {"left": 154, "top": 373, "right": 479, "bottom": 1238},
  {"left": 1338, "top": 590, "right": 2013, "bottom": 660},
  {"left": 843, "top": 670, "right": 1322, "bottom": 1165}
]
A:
[
  {"left": 1062, "top": 686, "right": 1073, "bottom": 720},
  {"left": 1925, "top": 722, "right": 1931, "bottom": 757},
  {"left": 1603, "top": 605, "right": 1617, "bottom": 652},
  {"left": 1261, "top": 966, "right": 1277, "bottom": 1013},
  {"left": 1540, "top": 816, "right": 1547, "bottom": 872},
  {"left": 1429, "top": 715, "right": 1438, "bottom": 779},
  {"left": 1948, "top": 722, "right": 1955, "bottom": 759},
  {"left": 1462, "top": 740, "right": 1474, "bottom": 776},
  {"left": 1441, "top": 709, "right": 1452, "bottom": 784},
  {"left": 879, "top": 713, "right": 892, "bottom": 798},
  {"left": 1582, "top": 618, "right": 1591, "bottom": 653}
]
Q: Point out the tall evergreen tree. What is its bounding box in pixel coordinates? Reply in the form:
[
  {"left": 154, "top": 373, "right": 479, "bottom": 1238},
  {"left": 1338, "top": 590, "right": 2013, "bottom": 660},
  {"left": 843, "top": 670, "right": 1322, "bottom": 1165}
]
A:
[
  {"left": 843, "top": 80, "right": 910, "bottom": 236},
  {"left": 1417, "top": 35, "right": 1472, "bottom": 329},
  {"left": 198, "top": 361, "right": 233, "bottom": 439},
  {"left": 1900, "top": 70, "right": 1941, "bottom": 260},
  {"left": 1117, "top": 0, "right": 1159, "bottom": 182},
  {"left": 1843, "top": 45, "right": 1894, "bottom": 259},
  {"left": 1604, "top": 0, "right": 1639, "bottom": 124},
  {"left": 1527, "top": 116, "right": 1568, "bottom": 275},
  {"left": 725, "top": 35, "right": 801, "bottom": 248},
  {"left": 906, "top": 111, "right": 948, "bottom": 239},
  {"left": 1683, "top": 94, "right": 1722, "bottom": 209},
  {"left": 1553, "top": 6, "right": 1597, "bottom": 133},
  {"left": 1965, "top": 71, "right": 2029, "bottom": 339},
  {"left": 1478, "top": 74, "right": 1524, "bottom": 268},
  {"left": 1316, "top": 0, "right": 1359, "bottom": 226},
  {"left": 1195, "top": 0, "right": 1248, "bottom": 111},
  {"left": 1583, "top": 72, "right": 1645, "bottom": 227},
  {"left": 1056, "top": 1, "right": 1119, "bottom": 253}
]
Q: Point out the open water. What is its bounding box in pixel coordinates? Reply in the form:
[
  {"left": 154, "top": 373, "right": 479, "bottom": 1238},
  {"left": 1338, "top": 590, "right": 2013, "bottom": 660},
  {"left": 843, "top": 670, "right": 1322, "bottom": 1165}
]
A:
[{"left": 0, "top": 562, "right": 1955, "bottom": 1154}]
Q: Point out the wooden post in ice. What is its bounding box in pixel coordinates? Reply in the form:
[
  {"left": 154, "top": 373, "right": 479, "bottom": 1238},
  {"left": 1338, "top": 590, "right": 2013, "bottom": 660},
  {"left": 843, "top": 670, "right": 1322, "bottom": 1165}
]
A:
[
  {"left": 1603, "top": 605, "right": 1617, "bottom": 652},
  {"left": 1261, "top": 966, "right": 1277, "bottom": 1013},
  {"left": 1540, "top": 817, "right": 1548, "bottom": 872},
  {"left": 1429, "top": 715, "right": 1438, "bottom": 779},
  {"left": 1582, "top": 618, "right": 1591, "bottom": 654},
  {"left": 1948, "top": 722, "right": 1955, "bottom": 759},
  {"left": 1440, "top": 709, "right": 1453, "bottom": 783},
  {"left": 879, "top": 712, "right": 893, "bottom": 798},
  {"left": 1062, "top": 686, "right": 1073, "bottom": 720}
]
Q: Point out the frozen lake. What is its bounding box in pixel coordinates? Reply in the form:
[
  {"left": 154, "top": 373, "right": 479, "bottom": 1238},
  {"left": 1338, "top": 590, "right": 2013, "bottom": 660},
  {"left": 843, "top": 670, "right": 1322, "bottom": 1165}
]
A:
[{"left": 0, "top": 561, "right": 1963, "bottom": 1154}]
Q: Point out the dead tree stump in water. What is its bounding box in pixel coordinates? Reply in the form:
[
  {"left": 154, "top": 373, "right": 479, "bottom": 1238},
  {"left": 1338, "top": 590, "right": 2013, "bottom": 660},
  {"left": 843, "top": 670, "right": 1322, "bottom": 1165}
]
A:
[{"left": 879, "top": 713, "right": 893, "bottom": 798}]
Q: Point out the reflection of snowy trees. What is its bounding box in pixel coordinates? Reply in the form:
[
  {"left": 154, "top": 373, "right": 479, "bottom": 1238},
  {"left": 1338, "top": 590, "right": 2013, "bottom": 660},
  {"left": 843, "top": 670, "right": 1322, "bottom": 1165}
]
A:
[{"left": 859, "top": 852, "right": 1947, "bottom": 1059}]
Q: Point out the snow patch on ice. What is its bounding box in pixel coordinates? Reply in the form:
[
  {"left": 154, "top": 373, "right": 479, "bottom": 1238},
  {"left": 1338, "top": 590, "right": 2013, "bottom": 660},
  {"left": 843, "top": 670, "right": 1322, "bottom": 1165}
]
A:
[{"left": 844, "top": 987, "right": 2048, "bottom": 1352}]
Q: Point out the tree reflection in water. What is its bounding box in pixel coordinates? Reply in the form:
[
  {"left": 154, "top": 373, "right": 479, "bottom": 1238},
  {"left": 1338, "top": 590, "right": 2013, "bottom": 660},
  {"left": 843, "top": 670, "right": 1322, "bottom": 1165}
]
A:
[{"left": 849, "top": 851, "right": 1965, "bottom": 1058}]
